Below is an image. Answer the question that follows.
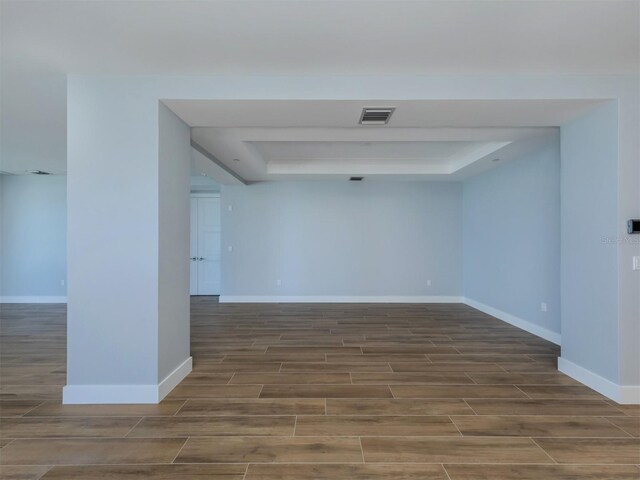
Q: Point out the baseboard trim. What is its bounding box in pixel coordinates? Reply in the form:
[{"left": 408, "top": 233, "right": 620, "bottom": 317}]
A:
[
  {"left": 63, "top": 356, "right": 192, "bottom": 404},
  {"left": 219, "top": 295, "right": 465, "bottom": 304},
  {"left": 0, "top": 296, "right": 67, "bottom": 304},
  {"left": 158, "top": 357, "right": 192, "bottom": 402},
  {"left": 463, "top": 298, "right": 561, "bottom": 345},
  {"left": 558, "top": 357, "right": 640, "bottom": 405}
]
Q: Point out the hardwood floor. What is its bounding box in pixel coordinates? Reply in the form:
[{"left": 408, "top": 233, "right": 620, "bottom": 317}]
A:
[{"left": 1, "top": 298, "right": 638, "bottom": 479}]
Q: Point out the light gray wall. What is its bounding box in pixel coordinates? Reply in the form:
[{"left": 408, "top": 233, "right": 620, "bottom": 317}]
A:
[
  {"left": 463, "top": 141, "right": 561, "bottom": 336},
  {"left": 67, "top": 78, "right": 162, "bottom": 387},
  {"left": 158, "top": 103, "right": 191, "bottom": 381},
  {"left": 560, "top": 102, "right": 620, "bottom": 383},
  {"left": 221, "top": 181, "right": 463, "bottom": 297},
  {"left": 0, "top": 175, "right": 67, "bottom": 297}
]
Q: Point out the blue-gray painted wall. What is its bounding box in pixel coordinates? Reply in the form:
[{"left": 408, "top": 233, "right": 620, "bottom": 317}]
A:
[
  {"left": 221, "top": 181, "right": 463, "bottom": 297},
  {"left": 1, "top": 175, "right": 67, "bottom": 297},
  {"left": 463, "top": 142, "right": 561, "bottom": 336},
  {"left": 561, "top": 102, "right": 620, "bottom": 382}
]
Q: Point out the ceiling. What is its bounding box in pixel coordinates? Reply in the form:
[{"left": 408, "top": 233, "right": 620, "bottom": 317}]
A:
[
  {"left": 3, "top": 1, "right": 638, "bottom": 75},
  {"left": 1, "top": 1, "right": 637, "bottom": 175},
  {"left": 164, "top": 99, "right": 607, "bottom": 129},
  {"left": 166, "top": 98, "right": 599, "bottom": 181}
]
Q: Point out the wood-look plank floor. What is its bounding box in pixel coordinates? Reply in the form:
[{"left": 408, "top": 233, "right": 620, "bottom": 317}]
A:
[{"left": 1, "top": 298, "right": 638, "bottom": 480}]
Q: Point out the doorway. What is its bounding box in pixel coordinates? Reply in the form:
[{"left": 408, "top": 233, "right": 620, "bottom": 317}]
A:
[{"left": 189, "top": 194, "right": 221, "bottom": 295}]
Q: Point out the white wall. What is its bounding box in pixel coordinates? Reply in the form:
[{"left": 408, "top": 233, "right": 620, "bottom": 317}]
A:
[
  {"left": 220, "top": 181, "right": 462, "bottom": 300},
  {"left": 158, "top": 103, "right": 191, "bottom": 382},
  {"left": 0, "top": 175, "right": 67, "bottom": 300},
  {"left": 463, "top": 141, "right": 561, "bottom": 343}
]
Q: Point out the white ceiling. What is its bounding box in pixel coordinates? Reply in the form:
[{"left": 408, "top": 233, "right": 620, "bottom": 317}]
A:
[
  {"left": 164, "top": 99, "right": 607, "bottom": 128},
  {"left": 174, "top": 98, "right": 596, "bottom": 181},
  {"left": 1, "top": 1, "right": 637, "bottom": 174},
  {"left": 4, "top": 1, "right": 638, "bottom": 75},
  {"left": 253, "top": 141, "right": 487, "bottom": 166},
  {"left": 189, "top": 125, "right": 556, "bottom": 182}
]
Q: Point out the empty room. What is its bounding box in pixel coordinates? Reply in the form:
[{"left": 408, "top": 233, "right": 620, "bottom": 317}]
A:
[{"left": 0, "top": 1, "right": 639, "bottom": 479}]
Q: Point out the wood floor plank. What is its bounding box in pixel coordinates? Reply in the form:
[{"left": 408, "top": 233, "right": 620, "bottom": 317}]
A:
[
  {"left": 360, "top": 347, "right": 458, "bottom": 354},
  {"left": 0, "top": 465, "right": 51, "bottom": 480},
  {"left": 40, "top": 464, "right": 247, "bottom": 479},
  {"left": 175, "top": 436, "right": 363, "bottom": 463},
  {"left": 326, "top": 398, "right": 474, "bottom": 415},
  {"left": 516, "top": 385, "right": 604, "bottom": 399},
  {"left": 260, "top": 385, "right": 393, "bottom": 398},
  {"left": 0, "top": 438, "right": 186, "bottom": 465},
  {"left": 128, "top": 415, "right": 295, "bottom": 437},
  {"left": 497, "top": 362, "right": 562, "bottom": 373},
  {"left": 295, "top": 415, "right": 460, "bottom": 436},
  {"left": 166, "top": 385, "right": 262, "bottom": 399},
  {"left": 389, "top": 362, "right": 503, "bottom": 373},
  {"left": 0, "top": 417, "right": 141, "bottom": 438},
  {"left": 451, "top": 415, "right": 632, "bottom": 437},
  {"left": 612, "top": 404, "right": 640, "bottom": 416},
  {"left": 221, "top": 354, "right": 326, "bottom": 363},
  {"left": 0, "top": 400, "right": 43, "bottom": 417},
  {"left": 426, "top": 354, "right": 540, "bottom": 363},
  {"left": 281, "top": 362, "right": 392, "bottom": 372},
  {"left": 361, "top": 437, "right": 553, "bottom": 463},
  {"left": 326, "top": 354, "right": 428, "bottom": 363},
  {"left": 444, "top": 464, "right": 640, "bottom": 479},
  {"left": 177, "top": 398, "right": 325, "bottom": 416},
  {"left": 466, "top": 398, "right": 627, "bottom": 416},
  {"left": 266, "top": 347, "right": 362, "bottom": 354},
  {"left": 192, "top": 362, "right": 282, "bottom": 373},
  {"left": 390, "top": 385, "right": 527, "bottom": 398},
  {"left": 180, "top": 372, "right": 234, "bottom": 384},
  {"left": 245, "top": 463, "right": 449, "bottom": 479},
  {"left": 467, "top": 373, "right": 579, "bottom": 385},
  {"left": 534, "top": 438, "right": 640, "bottom": 464},
  {"left": 24, "top": 400, "right": 186, "bottom": 417},
  {"left": 229, "top": 373, "right": 351, "bottom": 384},
  {"left": 606, "top": 416, "right": 640, "bottom": 437},
  {"left": 351, "top": 373, "right": 474, "bottom": 385}
]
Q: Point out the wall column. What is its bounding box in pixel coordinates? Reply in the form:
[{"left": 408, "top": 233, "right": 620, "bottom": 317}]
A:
[{"left": 64, "top": 80, "right": 191, "bottom": 404}]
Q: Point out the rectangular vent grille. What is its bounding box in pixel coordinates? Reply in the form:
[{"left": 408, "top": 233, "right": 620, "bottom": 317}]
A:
[{"left": 359, "top": 107, "right": 395, "bottom": 125}]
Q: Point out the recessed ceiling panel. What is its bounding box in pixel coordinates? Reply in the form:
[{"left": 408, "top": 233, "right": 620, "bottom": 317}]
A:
[{"left": 251, "top": 141, "right": 487, "bottom": 165}]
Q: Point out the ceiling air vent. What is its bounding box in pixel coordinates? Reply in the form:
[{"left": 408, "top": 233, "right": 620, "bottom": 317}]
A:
[
  {"left": 349, "top": 176, "right": 364, "bottom": 181},
  {"left": 359, "top": 107, "right": 395, "bottom": 125}
]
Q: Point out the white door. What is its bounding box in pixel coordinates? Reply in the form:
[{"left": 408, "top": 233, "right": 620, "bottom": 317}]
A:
[
  {"left": 190, "top": 196, "right": 221, "bottom": 295},
  {"left": 189, "top": 198, "right": 199, "bottom": 295}
]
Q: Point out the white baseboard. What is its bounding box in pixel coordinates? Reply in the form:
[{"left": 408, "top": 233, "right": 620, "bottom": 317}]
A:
[
  {"left": 559, "top": 357, "right": 640, "bottom": 405},
  {"left": 63, "top": 357, "right": 192, "bottom": 404},
  {"left": 0, "top": 296, "right": 67, "bottom": 304},
  {"left": 463, "top": 297, "right": 561, "bottom": 346},
  {"left": 158, "top": 357, "right": 193, "bottom": 401},
  {"left": 219, "top": 295, "right": 464, "bottom": 304}
]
